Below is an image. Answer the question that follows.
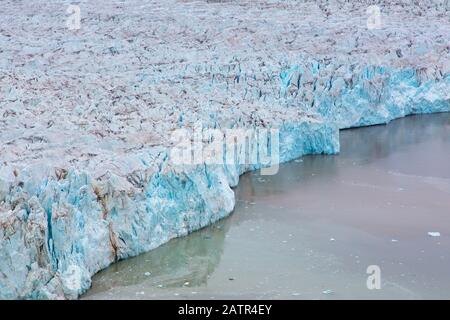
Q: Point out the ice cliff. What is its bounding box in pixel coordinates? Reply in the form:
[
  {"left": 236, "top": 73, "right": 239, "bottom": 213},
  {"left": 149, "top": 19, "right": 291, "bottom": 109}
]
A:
[{"left": 1, "top": 0, "right": 449, "bottom": 299}]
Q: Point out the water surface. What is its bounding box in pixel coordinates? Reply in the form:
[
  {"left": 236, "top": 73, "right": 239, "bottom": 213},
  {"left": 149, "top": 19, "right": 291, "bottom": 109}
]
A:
[{"left": 84, "top": 113, "right": 450, "bottom": 299}]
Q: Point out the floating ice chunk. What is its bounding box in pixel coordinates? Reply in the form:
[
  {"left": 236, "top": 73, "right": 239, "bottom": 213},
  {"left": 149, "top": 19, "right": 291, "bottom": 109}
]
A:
[{"left": 428, "top": 232, "right": 441, "bottom": 237}]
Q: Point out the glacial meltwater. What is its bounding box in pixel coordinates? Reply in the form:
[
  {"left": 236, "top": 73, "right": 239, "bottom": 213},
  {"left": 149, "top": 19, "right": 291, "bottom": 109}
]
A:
[{"left": 83, "top": 113, "right": 450, "bottom": 300}]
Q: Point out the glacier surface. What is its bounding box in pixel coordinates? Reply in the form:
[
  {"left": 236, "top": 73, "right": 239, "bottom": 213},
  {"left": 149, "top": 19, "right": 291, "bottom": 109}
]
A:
[{"left": 0, "top": 0, "right": 449, "bottom": 299}]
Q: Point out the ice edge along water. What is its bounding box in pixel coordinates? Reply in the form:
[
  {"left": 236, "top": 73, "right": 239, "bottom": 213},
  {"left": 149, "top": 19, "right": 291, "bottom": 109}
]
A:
[{"left": 0, "top": 65, "right": 449, "bottom": 299}]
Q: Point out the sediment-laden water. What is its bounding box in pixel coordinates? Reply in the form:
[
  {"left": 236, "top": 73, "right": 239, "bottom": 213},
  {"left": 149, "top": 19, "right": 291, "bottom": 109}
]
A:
[{"left": 84, "top": 113, "right": 450, "bottom": 299}]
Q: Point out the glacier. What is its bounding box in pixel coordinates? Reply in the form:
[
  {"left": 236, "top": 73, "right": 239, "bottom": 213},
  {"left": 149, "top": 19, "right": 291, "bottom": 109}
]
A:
[{"left": 0, "top": 0, "right": 449, "bottom": 299}]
